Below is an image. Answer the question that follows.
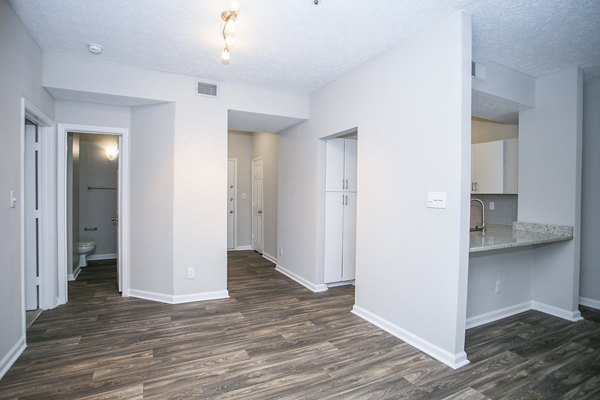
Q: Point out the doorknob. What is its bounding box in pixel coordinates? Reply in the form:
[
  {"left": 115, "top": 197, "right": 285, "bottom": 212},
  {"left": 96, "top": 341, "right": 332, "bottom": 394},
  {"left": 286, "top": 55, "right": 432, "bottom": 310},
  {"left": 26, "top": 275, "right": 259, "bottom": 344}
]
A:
[
  {"left": 229, "top": 210, "right": 233, "bottom": 214},
  {"left": 111, "top": 216, "right": 118, "bottom": 222},
  {"left": 258, "top": 210, "right": 262, "bottom": 214}
]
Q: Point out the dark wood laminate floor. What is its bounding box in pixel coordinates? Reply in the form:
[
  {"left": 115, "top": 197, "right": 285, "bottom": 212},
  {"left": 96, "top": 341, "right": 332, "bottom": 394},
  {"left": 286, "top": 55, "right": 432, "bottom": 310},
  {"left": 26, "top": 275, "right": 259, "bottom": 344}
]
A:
[{"left": 1, "top": 252, "right": 599, "bottom": 399}]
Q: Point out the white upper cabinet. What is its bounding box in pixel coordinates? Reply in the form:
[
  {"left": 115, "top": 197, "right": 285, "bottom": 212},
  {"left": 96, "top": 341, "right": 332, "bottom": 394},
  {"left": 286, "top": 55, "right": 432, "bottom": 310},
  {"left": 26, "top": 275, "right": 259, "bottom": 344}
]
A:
[
  {"left": 471, "top": 138, "right": 518, "bottom": 194},
  {"left": 326, "top": 138, "right": 357, "bottom": 192}
]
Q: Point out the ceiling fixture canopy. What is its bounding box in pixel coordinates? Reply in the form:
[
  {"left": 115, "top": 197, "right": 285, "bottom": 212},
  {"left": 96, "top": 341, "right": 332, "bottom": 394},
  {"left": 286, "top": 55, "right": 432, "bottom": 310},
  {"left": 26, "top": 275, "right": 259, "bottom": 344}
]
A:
[{"left": 220, "top": 1, "right": 240, "bottom": 64}]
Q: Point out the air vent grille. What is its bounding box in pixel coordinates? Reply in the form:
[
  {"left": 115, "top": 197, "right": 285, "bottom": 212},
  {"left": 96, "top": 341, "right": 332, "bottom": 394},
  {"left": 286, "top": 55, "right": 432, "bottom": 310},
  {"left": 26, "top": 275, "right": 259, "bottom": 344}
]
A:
[{"left": 197, "top": 81, "right": 218, "bottom": 97}]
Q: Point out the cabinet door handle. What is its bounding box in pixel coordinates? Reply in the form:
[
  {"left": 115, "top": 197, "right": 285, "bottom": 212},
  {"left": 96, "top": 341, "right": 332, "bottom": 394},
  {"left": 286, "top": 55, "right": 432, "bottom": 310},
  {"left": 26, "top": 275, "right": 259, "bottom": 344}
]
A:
[
  {"left": 345, "top": 195, "right": 348, "bottom": 205},
  {"left": 345, "top": 179, "right": 349, "bottom": 190},
  {"left": 475, "top": 182, "right": 479, "bottom": 192}
]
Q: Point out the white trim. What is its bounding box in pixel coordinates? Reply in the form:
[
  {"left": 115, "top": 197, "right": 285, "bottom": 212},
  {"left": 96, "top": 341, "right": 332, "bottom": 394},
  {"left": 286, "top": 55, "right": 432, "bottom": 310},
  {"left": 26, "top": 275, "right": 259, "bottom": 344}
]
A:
[
  {"left": 262, "top": 252, "right": 277, "bottom": 264},
  {"left": 275, "top": 264, "right": 328, "bottom": 293},
  {"left": 68, "top": 266, "right": 82, "bottom": 282},
  {"left": 230, "top": 245, "right": 252, "bottom": 251},
  {"left": 129, "top": 289, "right": 229, "bottom": 304},
  {"left": 531, "top": 300, "right": 583, "bottom": 322},
  {"left": 466, "top": 301, "right": 531, "bottom": 329},
  {"left": 352, "top": 305, "right": 469, "bottom": 370},
  {"left": 580, "top": 296, "right": 600, "bottom": 310},
  {"left": 0, "top": 337, "right": 26, "bottom": 380},
  {"left": 57, "top": 124, "right": 130, "bottom": 304},
  {"left": 87, "top": 253, "right": 118, "bottom": 261},
  {"left": 172, "top": 291, "right": 229, "bottom": 304},
  {"left": 327, "top": 280, "right": 355, "bottom": 288}
]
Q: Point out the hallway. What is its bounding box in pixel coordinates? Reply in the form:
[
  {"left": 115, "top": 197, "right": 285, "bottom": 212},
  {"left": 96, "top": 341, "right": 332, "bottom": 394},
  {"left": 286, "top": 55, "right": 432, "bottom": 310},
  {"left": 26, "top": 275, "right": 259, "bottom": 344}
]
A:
[{"left": 0, "top": 252, "right": 599, "bottom": 399}]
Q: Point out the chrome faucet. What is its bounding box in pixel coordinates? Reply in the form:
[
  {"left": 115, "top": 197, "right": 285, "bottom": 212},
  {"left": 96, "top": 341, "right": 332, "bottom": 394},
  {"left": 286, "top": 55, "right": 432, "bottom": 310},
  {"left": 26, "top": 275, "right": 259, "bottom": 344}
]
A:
[{"left": 470, "top": 198, "right": 486, "bottom": 232}]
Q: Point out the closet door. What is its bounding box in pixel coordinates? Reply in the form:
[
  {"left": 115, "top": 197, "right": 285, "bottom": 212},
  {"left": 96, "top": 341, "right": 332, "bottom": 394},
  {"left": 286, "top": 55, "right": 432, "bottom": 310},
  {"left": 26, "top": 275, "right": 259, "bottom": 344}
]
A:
[
  {"left": 325, "top": 138, "right": 345, "bottom": 191},
  {"left": 324, "top": 192, "right": 344, "bottom": 283},
  {"left": 344, "top": 139, "right": 357, "bottom": 192},
  {"left": 342, "top": 192, "right": 357, "bottom": 281}
]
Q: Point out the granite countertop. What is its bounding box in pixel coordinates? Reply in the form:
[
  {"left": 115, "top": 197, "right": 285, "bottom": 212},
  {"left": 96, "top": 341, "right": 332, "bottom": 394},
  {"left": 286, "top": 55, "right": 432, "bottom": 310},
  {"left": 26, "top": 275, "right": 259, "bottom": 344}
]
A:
[{"left": 469, "top": 222, "right": 573, "bottom": 253}]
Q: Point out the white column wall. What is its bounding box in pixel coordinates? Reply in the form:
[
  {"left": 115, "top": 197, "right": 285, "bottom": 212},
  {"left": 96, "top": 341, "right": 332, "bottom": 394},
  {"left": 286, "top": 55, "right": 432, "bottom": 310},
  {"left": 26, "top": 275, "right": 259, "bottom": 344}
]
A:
[
  {"left": 518, "top": 68, "right": 583, "bottom": 317},
  {"left": 580, "top": 77, "right": 600, "bottom": 307},
  {"left": 277, "top": 11, "right": 472, "bottom": 367}
]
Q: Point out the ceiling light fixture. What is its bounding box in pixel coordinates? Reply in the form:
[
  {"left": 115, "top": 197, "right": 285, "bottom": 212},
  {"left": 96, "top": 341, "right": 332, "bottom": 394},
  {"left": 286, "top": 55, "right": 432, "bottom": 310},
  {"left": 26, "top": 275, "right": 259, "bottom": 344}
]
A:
[{"left": 220, "top": 1, "right": 240, "bottom": 64}]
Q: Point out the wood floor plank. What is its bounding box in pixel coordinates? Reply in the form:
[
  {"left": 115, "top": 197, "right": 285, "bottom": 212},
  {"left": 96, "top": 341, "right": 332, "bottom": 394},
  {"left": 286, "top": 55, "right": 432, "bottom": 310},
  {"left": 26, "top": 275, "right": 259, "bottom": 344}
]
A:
[{"left": 1, "top": 251, "right": 599, "bottom": 399}]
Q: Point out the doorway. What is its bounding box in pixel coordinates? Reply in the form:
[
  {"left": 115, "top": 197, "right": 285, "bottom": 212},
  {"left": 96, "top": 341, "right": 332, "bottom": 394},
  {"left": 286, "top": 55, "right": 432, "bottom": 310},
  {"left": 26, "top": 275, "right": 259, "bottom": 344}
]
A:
[
  {"left": 252, "top": 157, "right": 264, "bottom": 254},
  {"left": 67, "top": 132, "right": 120, "bottom": 290},
  {"left": 23, "top": 120, "right": 41, "bottom": 325},
  {"left": 57, "top": 124, "right": 130, "bottom": 303},
  {"left": 227, "top": 158, "right": 237, "bottom": 250}
]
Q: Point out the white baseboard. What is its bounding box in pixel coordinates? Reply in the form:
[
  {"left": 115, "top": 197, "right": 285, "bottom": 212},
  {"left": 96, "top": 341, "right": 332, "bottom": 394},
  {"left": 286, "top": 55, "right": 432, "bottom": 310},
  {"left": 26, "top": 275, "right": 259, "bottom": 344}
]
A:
[
  {"left": 87, "top": 253, "right": 117, "bottom": 261},
  {"left": 352, "top": 305, "right": 469, "bottom": 370},
  {"left": 532, "top": 300, "right": 583, "bottom": 322},
  {"left": 327, "top": 280, "right": 355, "bottom": 288},
  {"left": 68, "top": 266, "right": 82, "bottom": 281},
  {"left": 466, "top": 301, "right": 531, "bottom": 329},
  {"left": 171, "top": 291, "right": 229, "bottom": 304},
  {"left": 262, "top": 252, "right": 277, "bottom": 264},
  {"left": 230, "top": 245, "right": 252, "bottom": 251},
  {"left": 275, "top": 264, "right": 328, "bottom": 293},
  {"left": 0, "top": 336, "right": 26, "bottom": 380},
  {"left": 579, "top": 296, "right": 600, "bottom": 310},
  {"left": 129, "top": 289, "right": 229, "bottom": 304}
]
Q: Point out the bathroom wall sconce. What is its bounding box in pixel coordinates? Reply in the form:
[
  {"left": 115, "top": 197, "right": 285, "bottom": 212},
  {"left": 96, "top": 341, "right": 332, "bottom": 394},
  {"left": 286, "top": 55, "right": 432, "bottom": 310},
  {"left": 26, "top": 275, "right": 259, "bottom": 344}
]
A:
[
  {"left": 105, "top": 146, "right": 119, "bottom": 161},
  {"left": 220, "top": 1, "right": 240, "bottom": 64}
]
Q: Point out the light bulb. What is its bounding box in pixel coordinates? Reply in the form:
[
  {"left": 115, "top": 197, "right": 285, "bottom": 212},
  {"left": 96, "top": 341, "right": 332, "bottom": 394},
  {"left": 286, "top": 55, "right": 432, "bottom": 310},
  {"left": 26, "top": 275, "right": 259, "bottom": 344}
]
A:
[
  {"left": 225, "top": 35, "right": 236, "bottom": 48},
  {"left": 230, "top": 0, "right": 240, "bottom": 12},
  {"left": 225, "top": 18, "right": 236, "bottom": 34},
  {"left": 221, "top": 49, "right": 230, "bottom": 64}
]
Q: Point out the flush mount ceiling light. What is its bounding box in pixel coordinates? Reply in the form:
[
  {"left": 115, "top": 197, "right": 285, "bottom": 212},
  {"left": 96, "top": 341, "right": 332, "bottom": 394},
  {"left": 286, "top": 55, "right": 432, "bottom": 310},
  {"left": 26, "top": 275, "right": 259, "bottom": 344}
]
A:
[
  {"left": 88, "top": 43, "right": 103, "bottom": 55},
  {"left": 220, "top": 1, "right": 240, "bottom": 64}
]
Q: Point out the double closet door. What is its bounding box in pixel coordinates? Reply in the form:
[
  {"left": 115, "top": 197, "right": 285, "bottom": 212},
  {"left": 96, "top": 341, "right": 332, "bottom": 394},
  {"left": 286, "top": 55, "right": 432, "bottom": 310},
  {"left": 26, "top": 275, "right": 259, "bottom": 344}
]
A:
[{"left": 324, "top": 138, "right": 357, "bottom": 284}]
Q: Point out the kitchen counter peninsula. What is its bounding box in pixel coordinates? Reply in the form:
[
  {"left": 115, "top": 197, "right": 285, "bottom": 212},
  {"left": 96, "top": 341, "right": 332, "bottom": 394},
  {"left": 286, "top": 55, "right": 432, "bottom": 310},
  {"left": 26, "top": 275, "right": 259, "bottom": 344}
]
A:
[{"left": 469, "top": 222, "right": 573, "bottom": 253}]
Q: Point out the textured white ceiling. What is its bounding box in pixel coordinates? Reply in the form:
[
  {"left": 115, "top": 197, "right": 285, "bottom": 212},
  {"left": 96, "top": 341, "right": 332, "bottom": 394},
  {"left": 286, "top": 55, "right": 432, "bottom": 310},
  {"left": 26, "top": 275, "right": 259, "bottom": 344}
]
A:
[{"left": 9, "top": 0, "right": 600, "bottom": 97}]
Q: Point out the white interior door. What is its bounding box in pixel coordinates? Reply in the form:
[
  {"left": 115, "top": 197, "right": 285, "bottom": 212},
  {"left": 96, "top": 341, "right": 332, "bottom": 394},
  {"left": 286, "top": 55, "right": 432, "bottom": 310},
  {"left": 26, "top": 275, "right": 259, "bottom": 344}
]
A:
[
  {"left": 227, "top": 159, "right": 236, "bottom": 250},
  {"left": 344, "top": 139, "right": 358, "bottom": 192},
  {"left": 324, "top": 192, "right": 344, "bottom": 283},
  {"left": 342, "top": 192, "right": 357, "bottom": 281},
  {"left": 325, "top": 138, "right": 345, "bottom": 191},
  {"left": 24, "top": 123, "right": 40, "bottom": 310},
  {"left": 252, "top": 157, "right": 264, "bottom": 254}
]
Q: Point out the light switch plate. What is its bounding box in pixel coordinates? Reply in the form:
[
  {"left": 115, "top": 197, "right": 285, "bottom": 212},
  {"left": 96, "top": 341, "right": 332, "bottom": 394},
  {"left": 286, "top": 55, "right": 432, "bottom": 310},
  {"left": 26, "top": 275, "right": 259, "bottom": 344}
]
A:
[{"left": 427, "top": 191, "right": 447, "bottom": 209}]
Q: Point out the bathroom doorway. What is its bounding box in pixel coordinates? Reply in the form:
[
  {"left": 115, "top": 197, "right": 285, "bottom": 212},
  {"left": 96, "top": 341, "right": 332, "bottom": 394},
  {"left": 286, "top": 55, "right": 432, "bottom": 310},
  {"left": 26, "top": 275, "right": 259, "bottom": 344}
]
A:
[
  {"left": 66, "top": 132, "right": 120, "bottom": 290},
  {"left": 57, "top": 124, "right": 130, "bottom": 303}
]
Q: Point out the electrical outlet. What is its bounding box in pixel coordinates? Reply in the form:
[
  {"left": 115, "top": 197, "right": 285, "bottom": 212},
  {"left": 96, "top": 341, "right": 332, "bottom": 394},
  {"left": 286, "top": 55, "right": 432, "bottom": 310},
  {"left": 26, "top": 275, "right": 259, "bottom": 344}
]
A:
[
  {"left": 489, "top": 201, "right": 495, "bottom": 211},
  {"left": 187, "top": 267, "right": 196, "bottom": 279},
  {"left": 495, "top": 280, "right": 501, "bottom": 294},
  {"left": 279, "top": 247, "right": 284, "bottom": 255}
]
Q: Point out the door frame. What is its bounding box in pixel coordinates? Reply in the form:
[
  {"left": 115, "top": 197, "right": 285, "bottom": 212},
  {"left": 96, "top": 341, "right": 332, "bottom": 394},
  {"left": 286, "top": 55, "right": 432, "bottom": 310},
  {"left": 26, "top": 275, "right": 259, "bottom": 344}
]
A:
[
  {"left": 251, "top": 156, "right": 264, "bottom": 254},
  {"left": 227, "top": 158, "right": 237, "bottom": 250},
  {"left": 20, "top": 98, "right": 56, "bottom": 326},
  {"left": 57, "top": 124, "right": 130, "bottom": 303}
]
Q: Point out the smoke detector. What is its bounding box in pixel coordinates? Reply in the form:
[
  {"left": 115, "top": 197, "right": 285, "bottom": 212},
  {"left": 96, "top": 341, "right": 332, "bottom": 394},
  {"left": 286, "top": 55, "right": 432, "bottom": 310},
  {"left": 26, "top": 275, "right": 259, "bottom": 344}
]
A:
[{"left": 88, "top": 43, "right": 103, "bottom": 55}]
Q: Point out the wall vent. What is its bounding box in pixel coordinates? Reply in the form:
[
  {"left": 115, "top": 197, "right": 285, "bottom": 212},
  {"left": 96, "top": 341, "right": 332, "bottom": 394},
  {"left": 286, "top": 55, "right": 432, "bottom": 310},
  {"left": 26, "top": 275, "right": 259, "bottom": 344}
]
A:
[{"left": 196, "top": 81, "right": 218, "bottom": 97}]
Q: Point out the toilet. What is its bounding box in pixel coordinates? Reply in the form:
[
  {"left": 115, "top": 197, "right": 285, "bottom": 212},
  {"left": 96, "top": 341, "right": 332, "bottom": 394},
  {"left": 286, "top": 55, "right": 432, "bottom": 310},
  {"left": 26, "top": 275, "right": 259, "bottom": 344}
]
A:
[{"left": 78, "top": 241, "right": 96, "bottom": 268}]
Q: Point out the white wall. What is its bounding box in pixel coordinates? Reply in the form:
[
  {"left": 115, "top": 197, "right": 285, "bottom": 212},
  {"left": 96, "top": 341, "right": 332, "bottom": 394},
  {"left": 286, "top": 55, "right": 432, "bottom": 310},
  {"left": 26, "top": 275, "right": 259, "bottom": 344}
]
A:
[
  {"left": 228, "top": 131, "right": 253, "bottom": 248},
  {"left": 252, "top": 132, "right": 278, "bottom": 260},
  {"left": 77, "top": 134, "right": 118, "bottom": 257},
  {"left": 580, "top": 78, "right": 600, "bottom": 307},
  {"left": 43, "top": 51, "right": 308, "bottom": 300},
  {"left": 277, "top": 11, "right": 472, "bottom": 367},
  {"left": 130, "top": 103, "right": 176, "bottom": 295},
  {"left": 471, "top": 119, "right": 518, "bottom": 144},
  {"left": 0, "top": 0, "right": 54, "bottom": 377},
  {"left": 519, "top": 68, "right": 583, "bottom": 317}
]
